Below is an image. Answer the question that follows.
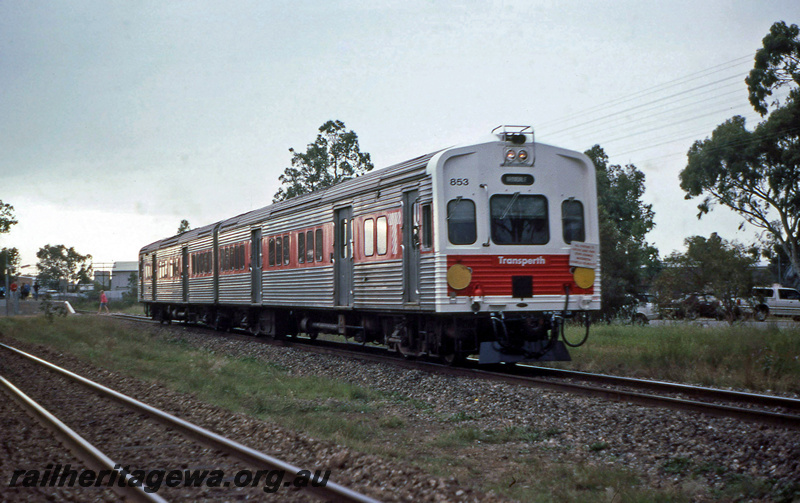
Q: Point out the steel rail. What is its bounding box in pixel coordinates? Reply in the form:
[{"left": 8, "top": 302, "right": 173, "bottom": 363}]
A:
[
  {"left": 515, "top": 365, "right": 800, "bottom": 412},
  {"left": 104, "top": 313, "right": 800, "bottom": 429},
  {"left": 245, "top": 336, "right": 800, "bottom": 429},
  {"left": 0, "top": 342, "right": 381, "bottom": 503},
  {"left": 214, "top": 333, "right": 800, "bottom": 429},
  {"left": 0, "top": 374, "right": 167, "bottom": 503},
  {"left": 456, "top": 367, "right": 800, "bottom": 430}
]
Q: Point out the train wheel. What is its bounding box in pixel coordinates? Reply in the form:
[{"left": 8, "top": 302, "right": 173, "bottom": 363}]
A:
[
  {"left": 754, "top": 307, "right": 768, "bottom": 322},
  {"left": 398, "top": 344, "right": 416, "bottom": 359},
  {"left": 211, "top": 314, "right": 228, "bottom": 332},
  {"left": 441, "top": 350, "right": 465, "bottom": 366},
  {"left": 440, "top": 337, "right": 464, "bottom": 365}
]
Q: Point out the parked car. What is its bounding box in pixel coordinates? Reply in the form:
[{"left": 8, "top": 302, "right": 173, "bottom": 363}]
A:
[
  {"left": 664, "top": 293, "right": 723, "bottom": 320},
  {"left": 750, "top": 284, "right": 800, "bottom": 321},
  {"left": 634, "top": 293, "right": 658, "bottom": 324}
]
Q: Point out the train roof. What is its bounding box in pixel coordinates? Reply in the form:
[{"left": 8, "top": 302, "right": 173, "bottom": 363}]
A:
[
  {"left": 139, "top": 149, "right": 442, "bottom": 254},
  {"left": 138, "top": 126, "right": 584, "bottom": 255}
]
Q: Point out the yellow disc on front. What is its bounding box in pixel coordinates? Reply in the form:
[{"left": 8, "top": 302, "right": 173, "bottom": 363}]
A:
[
  {"left": 447, "top": 264, "right": 472, "bottom": 290},
  {"left": 573, "top": 267, "right": 595, "bottom": 289}
]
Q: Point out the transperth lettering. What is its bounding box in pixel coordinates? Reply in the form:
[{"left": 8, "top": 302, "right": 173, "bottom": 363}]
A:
[{"left": 497, "top": 256, "right": 546, "bottom": 266}]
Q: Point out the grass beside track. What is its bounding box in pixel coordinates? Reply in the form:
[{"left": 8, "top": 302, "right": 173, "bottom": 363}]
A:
[
  {"left": 1, "top": 315, "right": 798, "bottom": 502},
  {"left": 557, "top": 323, "right": 800, "bottom": 394}
]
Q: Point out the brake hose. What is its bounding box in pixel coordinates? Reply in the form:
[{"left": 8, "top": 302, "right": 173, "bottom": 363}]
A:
[{"left": 560, "top": 284, "right": 590, "bottom": 348}]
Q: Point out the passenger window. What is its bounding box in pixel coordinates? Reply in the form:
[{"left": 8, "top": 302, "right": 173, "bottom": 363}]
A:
[
  {"left": 340, "top": 221, "right": 349, "bottom": 259},
  {"left": 779, "top": 289, "right": 800, "bottom": 300},
  {"left": 298, "top": 232, "right": 305, "bottom": 264},
  {"left": 490, "top": 194, "right": 548, "bottom": 245},
  {"left": 364, "top": 219, "right": 375, "bottom": 256},
  {"left": 447, "top": 198, "right": 477, "bottom": 245},
  {"left": 269, "top": 238, "right": 275, "bottom": 266},
  {"left": 377, "top": 216, "right": 388, "bottom": 255},
  {"left": 315, "top": 229, "right": 323, "bottom": 262},
  {"left": 283, "top": 235, "right": 290, "bottom": 265},
  {"left": 306, "top": 230, "right": 314, "bottom": 263},
  {"left": 562, "top": 199, "right": 585, "bottom": 244},
  {"left": 422, "top": 204, "right": 432, "bottom": 249},
  {"left": 275, "top": 237, "right": 282, "bottom": 267}
]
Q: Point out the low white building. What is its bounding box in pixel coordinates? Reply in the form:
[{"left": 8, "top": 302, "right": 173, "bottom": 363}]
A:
[{"left": 110, "top": 261, "right": 138, "bottom": 291}]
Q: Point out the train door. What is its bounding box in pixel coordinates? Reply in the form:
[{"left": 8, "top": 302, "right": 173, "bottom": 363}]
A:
[
  {"left": 334, "top": 206, "right": 353, "bottom": 306},
  {"left": 212, "top": 224, "right": 220, "bottom": 304},
  {"left": 181, "top": 247, "right": 189, "bottom": 302},
  {"left": 139, "top": 257, "right": 144, "bottom": 302},
  {"left": 151, "top": 253, "right": 157, "bottom": 301},
  {"left": 251, "top": 228, "right": 262, "bottom": 304},
  {"left": 403, "top": 190, "right": 420, "bottom": 303}
]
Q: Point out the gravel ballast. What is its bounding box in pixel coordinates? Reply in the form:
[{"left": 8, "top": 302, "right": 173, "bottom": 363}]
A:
[{"left": 2, "top": 322, "right": 799, "bottom": 501}]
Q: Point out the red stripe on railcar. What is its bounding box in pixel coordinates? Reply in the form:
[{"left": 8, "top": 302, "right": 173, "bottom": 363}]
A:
[{"left": 446, "top": 254, "right": 594, "bottom": 296}]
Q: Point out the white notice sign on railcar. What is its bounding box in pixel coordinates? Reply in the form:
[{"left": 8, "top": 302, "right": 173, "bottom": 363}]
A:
[{"left": 569, "top": 242, "right": 599, "bottom": 268}]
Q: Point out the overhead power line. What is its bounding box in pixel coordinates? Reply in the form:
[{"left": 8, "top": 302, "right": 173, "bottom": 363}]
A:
[{"left": 538, "top": 54, "right": 754, "bottom": 130}]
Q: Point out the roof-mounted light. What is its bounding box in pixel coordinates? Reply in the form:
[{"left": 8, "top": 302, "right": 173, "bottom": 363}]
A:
[{"left": 494, "top": 125, "right": 535, "bottom": 166}]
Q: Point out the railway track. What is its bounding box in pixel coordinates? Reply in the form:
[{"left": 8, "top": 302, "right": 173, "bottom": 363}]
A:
[
  {"left": 0, "top": 342, "right": 380, "bottom": 503},
  {"left": 106, "top": 312, "right": 800, "bottom": 430},
  {"left": 287, "top": 339, "right": 800, "bottom": 429}
]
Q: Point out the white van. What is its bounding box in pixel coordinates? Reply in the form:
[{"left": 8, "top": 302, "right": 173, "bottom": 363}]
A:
[{"left": 751, "top": 284, "right": 800, "bottom": 321}]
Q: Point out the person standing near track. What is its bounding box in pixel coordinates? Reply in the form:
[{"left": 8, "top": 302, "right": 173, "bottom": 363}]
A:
[{"left": 98, "top": 290, "right": 110, "bottom": 314}]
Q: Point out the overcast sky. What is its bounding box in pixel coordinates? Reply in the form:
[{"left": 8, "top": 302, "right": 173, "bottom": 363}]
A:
[{"left": 1, "top": 1, "right": 798, "bottom": 272}]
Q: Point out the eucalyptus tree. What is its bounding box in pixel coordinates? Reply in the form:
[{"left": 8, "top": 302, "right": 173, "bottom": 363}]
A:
[
  {"left": 680, "top": 21, "right": 800, "bottom": 279},
  {"left": 273, "top": 120, "right": 374, "bottom": 202},
  {"left": 585, "top": 145, "right": 658, "bottom": 318},
  {"left": 35, "top": 244, "right": 93, "bottom": 291}
]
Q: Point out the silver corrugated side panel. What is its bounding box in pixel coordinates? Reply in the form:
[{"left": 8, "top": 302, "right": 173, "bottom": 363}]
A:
[
  {"left": 353, "top": 260, "right": 405, "bottom": 310},
  {"left": 262, "top": 266, "right": 334, "bottom": 308}
]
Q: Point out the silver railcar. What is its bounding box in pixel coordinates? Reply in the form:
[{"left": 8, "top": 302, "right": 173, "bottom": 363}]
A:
[{"left": 139, "top": 126, "right": 600, "bottom": 363}]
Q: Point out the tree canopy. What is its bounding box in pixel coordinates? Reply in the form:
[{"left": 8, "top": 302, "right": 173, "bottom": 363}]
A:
[
  {"left": 745, "top": 21, "right": 800, "bottom": 116},
  {"left": 177, "top": 219, "right": 191, "bottom": 234},
  {"left": 1, "top": 199, "right": 19, "bottom": 280},
  {"left": 1, "top": 247, "right": 20, "bottom": 279},
  {"left": 680, "top": 21, "right": 800, "bottom": 282},
  {"left": 585, "top": 145, "right": 658, "bottom": 317},
  {"left": 273, "top": 120, "right": 374, "bottom": 202},
  {"left": 35, "top": 244, "right": 93, "bottom": 290},
  {"left": 653, "top": 233, "right": 758, "bottom": 321},
  {"left": 0, "top": 199, "right": 17, "bottom": 234}
]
